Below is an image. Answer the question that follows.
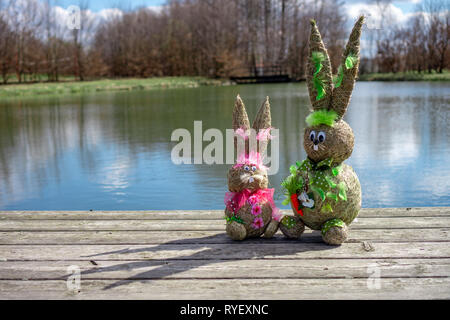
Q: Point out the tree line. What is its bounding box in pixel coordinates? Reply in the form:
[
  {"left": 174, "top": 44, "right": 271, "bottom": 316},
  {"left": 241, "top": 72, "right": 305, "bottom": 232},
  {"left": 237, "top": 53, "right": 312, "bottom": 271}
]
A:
[
  {"left": 371, "top": 0, "right": 449, "bottom": 74},
  {"left": 0, "top": 0, "right": 448, "bottom": 84}
]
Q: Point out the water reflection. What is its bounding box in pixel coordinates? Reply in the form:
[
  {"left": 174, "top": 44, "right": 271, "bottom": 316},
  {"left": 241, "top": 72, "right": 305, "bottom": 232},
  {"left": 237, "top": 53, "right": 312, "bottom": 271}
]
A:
[{"left": 0, "top": 82, "right": 448, "bottom": 209}]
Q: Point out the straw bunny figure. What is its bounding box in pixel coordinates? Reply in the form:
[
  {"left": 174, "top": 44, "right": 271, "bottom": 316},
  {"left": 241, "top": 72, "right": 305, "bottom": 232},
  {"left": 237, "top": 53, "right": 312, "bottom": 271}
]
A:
[
  {"left": 224, "top": 95, "right": 283, "bottom": 240},
  {"left": 280, "top": 17, "right": 364, "bottom": 245}
]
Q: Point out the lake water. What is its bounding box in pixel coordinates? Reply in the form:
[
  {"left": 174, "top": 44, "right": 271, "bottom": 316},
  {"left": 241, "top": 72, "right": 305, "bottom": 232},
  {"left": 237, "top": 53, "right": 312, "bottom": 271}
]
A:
[{"left": 0, "top": 82, "right": 449, "bottom": 210}]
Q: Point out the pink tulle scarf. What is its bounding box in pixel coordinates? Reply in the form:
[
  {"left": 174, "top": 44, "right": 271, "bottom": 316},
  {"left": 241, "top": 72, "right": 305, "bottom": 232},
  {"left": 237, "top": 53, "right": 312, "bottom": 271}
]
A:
[
  {"left": 234, "top": 127, "right": 273, "bottom": 142},
  {"left": 224, "top": 188, "right": 282, "bottom": 222}
]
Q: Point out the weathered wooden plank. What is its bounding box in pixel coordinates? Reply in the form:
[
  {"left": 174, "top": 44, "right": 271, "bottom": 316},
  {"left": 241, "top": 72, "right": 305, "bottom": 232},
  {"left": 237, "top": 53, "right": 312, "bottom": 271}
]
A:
[
  {"left": 0, "top": 208, "right": 448, "bottom": 300},
  {"left": 1, "top": 278, "right": 449, "bottom": 299},
  {"left": 0, "top": 217, "right": 447, "bottom": 231},
  {"left": 1, "top": 259, "right": 449, "bottom": 280},
  {"left": 0, "top": 242, "right": 448, "bottom": 261},
  {"left": 0, "top": 207, "right": 448, "bottom": 220},
  {"left": 0, "top": 228, "right": 449, "bottom": 245}
]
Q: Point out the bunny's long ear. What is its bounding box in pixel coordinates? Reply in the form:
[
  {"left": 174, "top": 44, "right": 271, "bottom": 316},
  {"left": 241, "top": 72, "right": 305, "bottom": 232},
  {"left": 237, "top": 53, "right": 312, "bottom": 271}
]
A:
[
  {"left": 233, "top": 94, "right": 250, "bottom": 131},
  {"left": 252, "top": 96, "right": 272, "bottom": 154},
  {"left": 306, "top": 20, "right": 333, "bottom": 111},
  {"left": 233, "top": 94, "right": 250, "bottom": 152},
  {"left": 330, "top": 16, "right": 364, "bottom": 120}
]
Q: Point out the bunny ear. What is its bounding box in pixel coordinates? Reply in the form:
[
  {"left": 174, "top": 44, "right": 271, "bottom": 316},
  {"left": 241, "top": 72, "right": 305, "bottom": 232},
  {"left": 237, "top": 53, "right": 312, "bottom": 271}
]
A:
[
  {"left": 252, "top": 96, "right": 271, "bottom": 131},
  {"left": 233, "top": 94, "right": 250, "bottom": 154},
  {"left": 232, "top": 94, "right": 250, "bottom": 131},
  {"left": 252, "top": 96, "right": 272, "bottom": 154},
  {"left": 306, "top": 19, "right": 333, "bottom": 111},
  {"left": 330, "top": 15, "right": 364, "bottom": 120}
]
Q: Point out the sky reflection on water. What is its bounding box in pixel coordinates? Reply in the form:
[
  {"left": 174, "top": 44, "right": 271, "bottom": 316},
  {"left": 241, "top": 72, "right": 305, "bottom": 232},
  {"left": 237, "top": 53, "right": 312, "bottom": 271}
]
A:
[{"left": 0, "top": 82, "right": 448, "bottom": 210}]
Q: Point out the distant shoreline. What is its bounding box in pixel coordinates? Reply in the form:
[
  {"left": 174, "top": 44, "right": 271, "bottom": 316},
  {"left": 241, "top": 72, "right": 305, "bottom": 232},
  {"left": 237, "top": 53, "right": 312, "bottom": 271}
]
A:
[
  {"left": 0, "top": 77, "right": 231, "bottom": 99},
  {"left": 358, "top": 71, "right": 450, "bottom": 82},
  {"left": 0, "top": 72, "right": 448, "bottom": 98}
]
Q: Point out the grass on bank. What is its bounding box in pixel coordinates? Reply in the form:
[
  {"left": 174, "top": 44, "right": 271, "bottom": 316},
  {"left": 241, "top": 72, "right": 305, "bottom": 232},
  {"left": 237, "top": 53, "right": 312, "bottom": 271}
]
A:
[
  {"left": 1, "top": 70, "right": 448, "bottom": 98},
  {"left": 0, "top": 77, "right": 229, "bottom": 98},
  {"left": 359, "top": 70, "right": 450, "bottom": 81}
]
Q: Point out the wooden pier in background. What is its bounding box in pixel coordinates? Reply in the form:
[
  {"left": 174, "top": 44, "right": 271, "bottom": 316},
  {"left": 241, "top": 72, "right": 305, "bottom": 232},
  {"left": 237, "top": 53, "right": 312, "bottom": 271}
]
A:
[
  {"left": 230, "top": 65, "right": 292, "bottom": 84},
  {"left": 0, "top": 207, "right": 449, "bottom": 299}
]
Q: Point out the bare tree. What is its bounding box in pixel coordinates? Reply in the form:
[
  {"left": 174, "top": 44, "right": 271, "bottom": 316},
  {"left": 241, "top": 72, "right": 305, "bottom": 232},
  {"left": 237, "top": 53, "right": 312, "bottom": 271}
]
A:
[
  {"left": 5, "top": 0, "right": 445, "bottom": 82},
  {"left": 71, "top": 0, "right": 96, "bottom": 80},
  {"left": 0, "top": 1, "right": 14, "bottom": 83},
  {"left": 420, "top": 0, "right": 449, "bottom": 73},
  {"left": 6, "top": 0, "right": 43, "bottom": 82}
]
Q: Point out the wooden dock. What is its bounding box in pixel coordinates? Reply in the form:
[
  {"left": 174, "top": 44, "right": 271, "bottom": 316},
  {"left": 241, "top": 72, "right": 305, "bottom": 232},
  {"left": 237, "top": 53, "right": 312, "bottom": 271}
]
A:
[
  {"left": 230, "top": 65, "right": 291, "bottom": 84},
  {"left": 0, "top": 207, "right": 449, "bottom": 299}
]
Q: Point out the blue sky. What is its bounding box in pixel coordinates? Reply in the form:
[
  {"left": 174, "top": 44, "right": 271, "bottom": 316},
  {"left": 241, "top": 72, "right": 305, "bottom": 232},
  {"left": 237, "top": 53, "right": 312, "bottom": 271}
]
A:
[
  {"left": 346, "top": 0, "right": 422, "bottom": 14},
  {"left": 393, "top": 1, "right": 421, "bottom": 13},
  {"left": 53, "top": 0, "right": 422, "bottom": 14}
]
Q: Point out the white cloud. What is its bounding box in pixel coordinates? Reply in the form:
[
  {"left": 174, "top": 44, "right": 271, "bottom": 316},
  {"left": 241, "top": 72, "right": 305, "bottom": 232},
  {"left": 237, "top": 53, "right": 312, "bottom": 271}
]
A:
[
  {"left": 345, "top": 2, "right": 412, "bottom": 29},
  {"left": 100, "top": 157, "right": 131, "bottom": 193},
  {"left": 96, "top": 8, "right": 124, "bottom": 21},
  {"left": 147, "top": 5, "right": 163, "bottom": 14}
]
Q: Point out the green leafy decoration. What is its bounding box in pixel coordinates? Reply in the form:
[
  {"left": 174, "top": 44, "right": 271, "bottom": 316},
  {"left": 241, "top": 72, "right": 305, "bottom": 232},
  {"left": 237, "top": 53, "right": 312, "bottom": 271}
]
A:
[
  {"left": 332, "top": 165, "right": 342, "bottom": 177},
  {"left": 289, "top": 165, "right": 297, "bottom": 175},
  {"left": 311, "top": 186, "right": 325, "bottom": 201},
  {"left": 345, "top": 53, "right": 358, "bottom": 69},
  {"left": 321, "top": 202, "right": 333, "bottom": 213},
  {"left": 325, "top": 176, "right": 337, "bottom": 188},
  {"left": 281, "top": 174, "right": 303, "bottom": 195},
  {"left": 311, "top": 51, "right": 327, "bottom": 101},
  {"left": 311, "top": 52, "right": 325, "bottom": 72},
  {"left": 333, "top": 53, "right": 358, "bottom": 88},
  {"left": 313, "top": 77, "right": 326, "bottom": 101},
  {"left": 281, "top": 172, "right": 304, "bottom": 206},
  {"left": 333, "top": 65, "right": 344, "bottom": 88},
  {"left": 326, "top": 191, "right": 338, "bottom": 202},
  {"left": 338, "top": 182, "right": 348, "bottom": 201},
  {"left": 224, "top": 214, "right": 245, "bottom": 225}
]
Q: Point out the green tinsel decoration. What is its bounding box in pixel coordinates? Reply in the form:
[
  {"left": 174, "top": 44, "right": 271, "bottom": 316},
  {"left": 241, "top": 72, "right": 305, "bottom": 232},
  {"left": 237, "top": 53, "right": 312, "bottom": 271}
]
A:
[
  {"left": 305, "top": 109, "right": 338, "bottom": 127},
  {"left": 224, "top": 214, "right": 245, "bottom": 225},
  {"left": 281, "top": 172, "right": 304, "bottom": 206},
  {"left": 333, "top": 53, "right": 358, "bottom": 88},
  {"left": 345, "top": 53, "right": 358, "bottom": 69},
  {"left": 311, "top": 51, "right": 327, "bottom": 101},
  {"left": 321, "top": 202, "right": 333, "bottom": 213}
]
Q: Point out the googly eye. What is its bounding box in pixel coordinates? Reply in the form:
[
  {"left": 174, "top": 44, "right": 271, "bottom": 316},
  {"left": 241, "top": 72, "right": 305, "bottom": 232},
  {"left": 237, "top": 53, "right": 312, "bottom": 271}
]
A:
[
  {"left": 318, "top": 131, "right": 326, "bottom": 143},
  {"left": 309, "top": 131, "right": 316, "bottom": 142},
  {"left": 251, "top": 166, "right": 257, "bottom": 172},
  {"left": 244, "top": 165, "right": 250, "bottom": 171}
]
